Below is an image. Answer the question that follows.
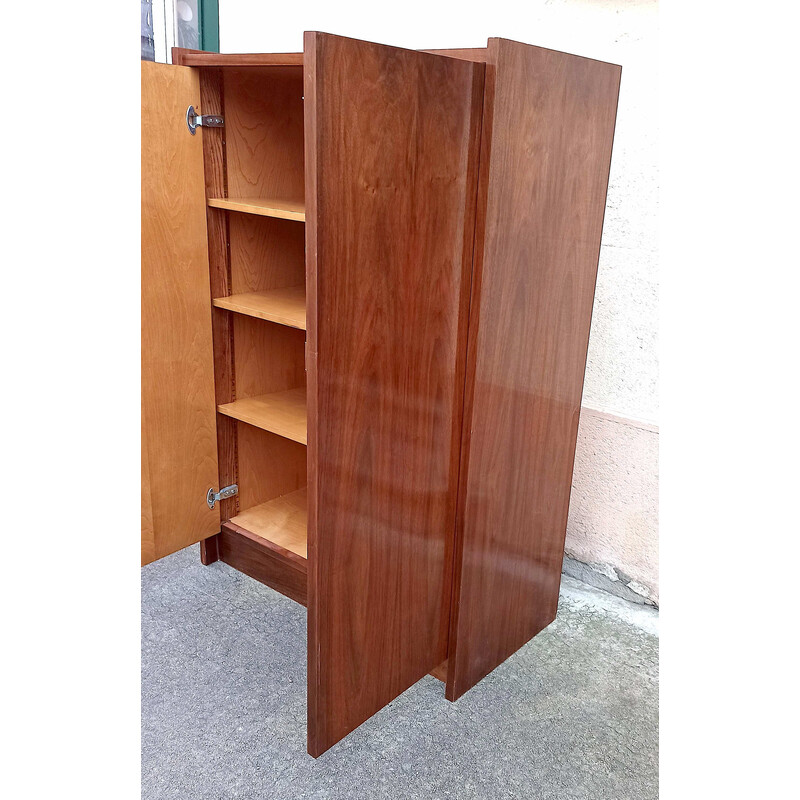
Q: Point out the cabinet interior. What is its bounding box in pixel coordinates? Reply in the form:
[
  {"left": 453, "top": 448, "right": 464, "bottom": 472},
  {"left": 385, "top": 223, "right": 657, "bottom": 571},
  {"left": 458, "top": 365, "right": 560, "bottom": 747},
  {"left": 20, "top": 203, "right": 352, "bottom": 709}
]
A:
[{"left": 205, "top": 65, "right": 309, "bottom": 560}]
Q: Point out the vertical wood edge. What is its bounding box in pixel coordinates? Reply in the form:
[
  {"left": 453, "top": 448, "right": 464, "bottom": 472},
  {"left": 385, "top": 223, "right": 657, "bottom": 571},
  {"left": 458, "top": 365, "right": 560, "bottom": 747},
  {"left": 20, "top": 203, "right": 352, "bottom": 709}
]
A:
[
  {"left": 200, "top": 533, "right": 221, "bottom": 564},
  {"left": 546, "top": 61, "right": 623, "bottom": 620},
  {"left": 445, "top": 40, "right": 498, "bottom": 702},
  {"left": 303, "top": 30, "right": 324, "bottom": 759},
  {"left": 439, "top": 57, "right": 487, "bottom": 693},
  {"left": 199, "top": 67, "right": 240, "bottom": 522}
]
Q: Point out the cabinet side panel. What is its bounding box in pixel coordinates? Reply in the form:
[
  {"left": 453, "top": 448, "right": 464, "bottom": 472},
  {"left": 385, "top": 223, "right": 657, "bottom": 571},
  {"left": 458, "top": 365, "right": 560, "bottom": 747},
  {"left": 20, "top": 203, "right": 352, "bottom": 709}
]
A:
[
  {"left": 305, "top": 32, "right": 483, "bottom": 756},
  {"left": 447, "top": 40, "right": 621, "bottom": 700}
]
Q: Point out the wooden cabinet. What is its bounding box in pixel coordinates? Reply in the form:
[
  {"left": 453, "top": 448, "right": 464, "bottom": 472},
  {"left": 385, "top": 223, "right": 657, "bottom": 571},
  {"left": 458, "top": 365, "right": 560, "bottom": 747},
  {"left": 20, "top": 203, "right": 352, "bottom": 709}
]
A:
[{"left": 141, "top": 33, "right": 621, "bottom": 757}]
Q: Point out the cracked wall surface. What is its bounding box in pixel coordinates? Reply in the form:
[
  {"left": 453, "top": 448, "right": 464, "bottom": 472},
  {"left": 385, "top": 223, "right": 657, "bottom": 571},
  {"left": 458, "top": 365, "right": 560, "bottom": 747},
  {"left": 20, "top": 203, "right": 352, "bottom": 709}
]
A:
[{"left": 565, "top": 409, "right": 658, "bottom": 604}]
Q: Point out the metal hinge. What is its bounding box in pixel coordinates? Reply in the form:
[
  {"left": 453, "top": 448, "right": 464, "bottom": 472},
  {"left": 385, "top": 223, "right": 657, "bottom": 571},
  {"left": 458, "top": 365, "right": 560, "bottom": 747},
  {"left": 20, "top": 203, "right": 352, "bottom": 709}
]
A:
[
  {"left": 206, "top": 484, "right": 238, "bottom": 509},
  {"left": 186, "top": 105, "right": 225, "bottom": 135}
]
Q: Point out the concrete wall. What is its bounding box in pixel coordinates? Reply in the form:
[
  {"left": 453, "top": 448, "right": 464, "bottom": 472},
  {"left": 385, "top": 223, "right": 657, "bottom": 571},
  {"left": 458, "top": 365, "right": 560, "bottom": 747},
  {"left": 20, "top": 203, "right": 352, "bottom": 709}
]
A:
[
  {"left": 220, "top": 0, "right": 659, "bottom": 603},
  {"left": 565, "top": 411, "right": 658, "bottom": 604}
]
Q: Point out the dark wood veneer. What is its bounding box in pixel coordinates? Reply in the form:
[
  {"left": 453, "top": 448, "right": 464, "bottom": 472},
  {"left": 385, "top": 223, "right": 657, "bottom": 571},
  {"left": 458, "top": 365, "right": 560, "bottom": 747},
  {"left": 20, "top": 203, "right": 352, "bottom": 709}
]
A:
[
  {"left": 200, "top": 534, "right": 221, "bottom": 565},
  {"left": 156, "top": 36, "right": 622, "bottom": 755},
  {"left": 178, "top": 52, "right": 304, "bottom": 67},
  {"left": 422, "top": 48, "right": 488, "bottom": 61},
  {"left": 219, "top": 521, "right": 307, "bottom": 606},
  {"left": 445, "top": 39, "right": 622, "bottom": 701},
  {"left": 305, "top": 32, "right": 484, "bottom": 757}
]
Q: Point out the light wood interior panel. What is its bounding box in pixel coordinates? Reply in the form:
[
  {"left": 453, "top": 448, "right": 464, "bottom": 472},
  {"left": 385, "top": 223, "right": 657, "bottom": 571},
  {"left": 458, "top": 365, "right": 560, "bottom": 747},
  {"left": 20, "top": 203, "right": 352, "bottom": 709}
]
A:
[
  {"left": 208, "top": 197, "right": 305, "bottom": 221},
  {"left": 141, "top": 61, "right": 221, "bottom": 565},
  {"left": 229, "top": 213, "right": 305, "bottom": 295},
  {"left": 228, "top": 488, "right": 308, "bottom": 558},
  {"left": 213, "top": 287, "right": 306, "bottom": 329},
  {"left": 197, "top": 67, "right": 239, "bottom": 523},
  {"left": 223, "top": 66, "right": 305, "bottom": 203},
  {"left": 232, "top": 314, "right": 305, "bottom": 397},
  {"left": 236, "top": 422, "right": 307, "bottom": 510},
  {"left": 212, "top": 64, "right": 309, "bottom": 568},
  {"left": 141, "top": 408, "right": 155, "bottom": 564},
  {"left": 219, "top": 388, "right": 307, "bottom": 445}
]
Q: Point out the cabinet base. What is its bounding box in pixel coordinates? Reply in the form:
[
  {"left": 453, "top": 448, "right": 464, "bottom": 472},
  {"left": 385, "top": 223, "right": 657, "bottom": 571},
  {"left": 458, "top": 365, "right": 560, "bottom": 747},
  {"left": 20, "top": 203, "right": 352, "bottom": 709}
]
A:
[{"left": 202, "top": 523, "right": 308, "bottom": 606}]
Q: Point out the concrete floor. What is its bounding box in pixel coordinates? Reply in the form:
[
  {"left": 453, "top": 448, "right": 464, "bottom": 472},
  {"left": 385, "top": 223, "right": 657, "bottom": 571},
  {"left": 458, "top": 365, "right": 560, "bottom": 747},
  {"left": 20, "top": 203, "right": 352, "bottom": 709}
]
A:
[{"left": 142, "top": 545, "right": 658, "bottom": 799}]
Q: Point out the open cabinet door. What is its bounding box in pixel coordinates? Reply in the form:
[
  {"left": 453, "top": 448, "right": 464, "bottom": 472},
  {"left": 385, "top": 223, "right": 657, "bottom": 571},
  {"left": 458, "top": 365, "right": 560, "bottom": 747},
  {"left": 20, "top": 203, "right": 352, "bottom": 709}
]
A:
[
  {"left": 304, "top": 33, "right": 484, "bottom": 756},
  {"left": 142, "top": 61, "right": 220, "bottom": 565}
]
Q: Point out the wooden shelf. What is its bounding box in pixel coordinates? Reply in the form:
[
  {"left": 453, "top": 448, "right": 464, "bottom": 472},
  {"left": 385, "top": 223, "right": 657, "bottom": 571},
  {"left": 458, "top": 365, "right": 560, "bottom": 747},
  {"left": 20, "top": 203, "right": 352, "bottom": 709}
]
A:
[
  {"left": 213, "top": 286, "right": 306, "bottom": 330},
  {"left": 227, "top": 488, "right": 308, "bottom": 559},
  {"left": 208, "top": 196, "right": 305, "bottom": 222},
  {"left": 218, "top": 387, "right": 307, "bottom": 444}
]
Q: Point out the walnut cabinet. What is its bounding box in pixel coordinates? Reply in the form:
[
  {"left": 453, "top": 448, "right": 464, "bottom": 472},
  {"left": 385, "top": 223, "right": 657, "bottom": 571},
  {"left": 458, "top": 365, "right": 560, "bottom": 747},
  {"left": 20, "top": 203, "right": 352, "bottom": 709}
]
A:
[{"left": 141, "top": 33, "right": 621, "bottom": 757}]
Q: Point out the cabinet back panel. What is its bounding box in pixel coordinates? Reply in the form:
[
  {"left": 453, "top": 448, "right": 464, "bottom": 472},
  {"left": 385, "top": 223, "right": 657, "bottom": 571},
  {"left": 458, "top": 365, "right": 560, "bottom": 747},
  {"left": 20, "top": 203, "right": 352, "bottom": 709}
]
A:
[
  {"left": 229, "top": 213, "right": 305, "bottom": 295},
  {"left": 236, "top": 422, "right": 307, "bottom": 511},
  {"left": 232, "top": 314, "right": 306, "bottom": 398},
  {"left": 223, "top": 67, "right": 305, "bottom": 203}
]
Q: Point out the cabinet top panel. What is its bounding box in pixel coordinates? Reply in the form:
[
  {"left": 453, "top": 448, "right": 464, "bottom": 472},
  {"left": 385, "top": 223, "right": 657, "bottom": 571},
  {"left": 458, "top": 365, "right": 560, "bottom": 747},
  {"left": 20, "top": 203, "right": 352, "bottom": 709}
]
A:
[
  {"left": 173, "top": 50, "right": 303, "bottom": 67},
  {"left": 172, "top": 37, "right": 620, "bottom": 70}
]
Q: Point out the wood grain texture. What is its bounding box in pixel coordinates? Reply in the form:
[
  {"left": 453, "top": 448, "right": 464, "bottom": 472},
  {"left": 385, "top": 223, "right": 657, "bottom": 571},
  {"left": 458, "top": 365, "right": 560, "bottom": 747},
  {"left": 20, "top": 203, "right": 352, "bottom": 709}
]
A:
[
  {"left": 208, "top": 197, "right": 306, "bottom": 222},
  {"left": 141, "top": 408, "right": 155, "bottom": 564},
  {"left": 213, "top": 286, "right": 306, "bottom": 329},
  {"left": 170, "top": 47, "right": 199, "bottom": 66},
  {"left": 200, "top": 534, "right": 221, "bottom": 565},
  {"left": 235, "top": 423, "right": 307, "bottom": 511},
  {"left": 445, "top": 39, "right": 621, "bottom": 701},
  {"left": 219, "top": 387, "right": 307, "bottom": 444},
  {"left": 141, "top": 61, "right": 221, "bottom": 564},
  {"left": 422, "top": 48, "right": 487, "bottom": 62},
  {"left": 198, "top": 67, "right": 240, "bottom": 523},
  {"left": 223, "top": 66, "right": 305, "bottom": 204},
  {"left": 232, "top": 313, "right": 305, "bottom": 399},
  {"left": 218, "top": 522, "right": 308, "bottom": 605},
  {"left": 174, "top": 47, "right": 484, "bottom": 67},
  {"left": 228, "top": 488, "right": 308, "bottom": 558},
  {"left": 229, "top": 213, "right": 305, "bottom": 296},
  {"left": 304, "top": 32, "right": 485, "bottom": 757},
  {"left": 179, "top": 51, "right": 304, "bottom": 67}
]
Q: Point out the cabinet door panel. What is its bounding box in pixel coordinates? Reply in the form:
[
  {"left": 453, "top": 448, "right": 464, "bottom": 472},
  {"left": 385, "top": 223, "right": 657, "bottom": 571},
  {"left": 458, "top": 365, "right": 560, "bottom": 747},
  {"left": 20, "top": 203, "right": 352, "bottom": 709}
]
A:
[
  {"left": 142, "top": 61, "right": 220, "bottom": 565},
  {"left": 446, "top": 39, "right": 622, "bottom": 700},
  {"left": 304, "top": 32, "right": 484, "bottom": 756}
]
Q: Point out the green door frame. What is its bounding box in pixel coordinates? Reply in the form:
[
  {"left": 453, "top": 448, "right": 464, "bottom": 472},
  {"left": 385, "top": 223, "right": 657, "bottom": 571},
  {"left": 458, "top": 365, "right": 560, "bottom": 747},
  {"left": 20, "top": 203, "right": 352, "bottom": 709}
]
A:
[{"left": 199, "top": 0, "right": 220, "bottom": 52}]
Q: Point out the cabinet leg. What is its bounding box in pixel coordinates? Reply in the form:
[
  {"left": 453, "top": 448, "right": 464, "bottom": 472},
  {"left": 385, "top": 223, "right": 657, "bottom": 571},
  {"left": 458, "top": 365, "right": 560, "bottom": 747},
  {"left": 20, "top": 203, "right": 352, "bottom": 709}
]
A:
[{"left": 200, "top": 533, "right": 221, "bottom": 565}]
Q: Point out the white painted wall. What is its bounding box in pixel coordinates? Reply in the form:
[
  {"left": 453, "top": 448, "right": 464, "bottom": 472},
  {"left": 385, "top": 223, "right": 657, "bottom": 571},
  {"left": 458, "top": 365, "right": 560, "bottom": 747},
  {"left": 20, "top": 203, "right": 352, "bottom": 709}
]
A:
[{"left": 219, "top": 0, "right": 660, "bottom": 602}]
